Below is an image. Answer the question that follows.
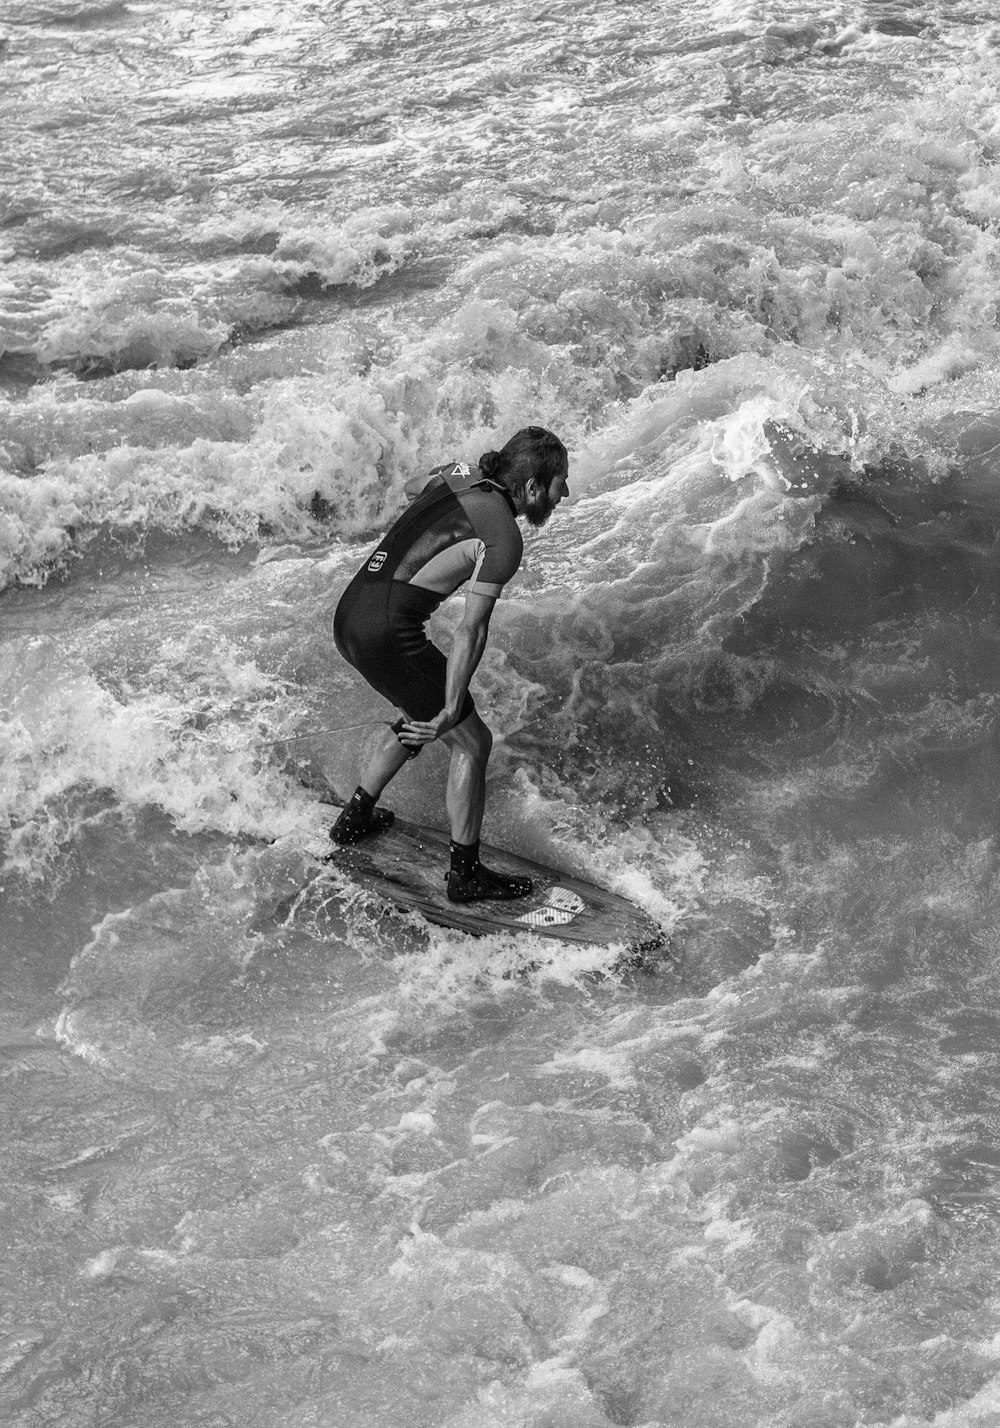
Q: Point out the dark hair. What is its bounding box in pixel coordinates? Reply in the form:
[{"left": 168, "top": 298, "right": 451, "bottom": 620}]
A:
[{"left": 479, "top": 426, "right": 568, "bottom": 496}]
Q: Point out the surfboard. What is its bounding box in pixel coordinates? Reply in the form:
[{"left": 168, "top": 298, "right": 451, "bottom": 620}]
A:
[{"left": 283, "top": 804, "right": 665, "bottom": 963}]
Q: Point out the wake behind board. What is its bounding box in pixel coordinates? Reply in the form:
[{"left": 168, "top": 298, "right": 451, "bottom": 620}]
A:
[{"left": 295, "top": 805, "right": 664, "bottom": 958}]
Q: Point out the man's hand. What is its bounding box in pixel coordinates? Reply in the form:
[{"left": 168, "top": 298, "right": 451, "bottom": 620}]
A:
[{"left": 396, "top": 708, "right": 460, "bottom": 746}]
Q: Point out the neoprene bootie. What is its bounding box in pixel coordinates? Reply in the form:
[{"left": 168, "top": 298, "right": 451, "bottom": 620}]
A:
[
  {"left": 446, "top": 839, "right": 532, "bottom": 903},
  {"left": 330, "top": 787, "right": 394, "bottom": 846}
]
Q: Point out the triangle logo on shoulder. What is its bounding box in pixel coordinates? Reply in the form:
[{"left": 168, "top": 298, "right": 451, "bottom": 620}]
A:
[{"left": 450, "top": 462, "right": 471, "bottom": 478}]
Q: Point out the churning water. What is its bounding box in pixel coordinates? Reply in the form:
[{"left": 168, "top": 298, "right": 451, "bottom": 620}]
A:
[{"left": 6, "top": 1, "right": 1000, "bottom": 1424}]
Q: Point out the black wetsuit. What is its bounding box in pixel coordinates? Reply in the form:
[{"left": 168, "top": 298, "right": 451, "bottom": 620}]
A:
[{"left": 334, "top": 462, "right": 523, "bottom": 722}]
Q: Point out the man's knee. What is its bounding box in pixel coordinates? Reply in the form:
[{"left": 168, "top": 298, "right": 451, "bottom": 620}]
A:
[
  {"left": 474, "top": 720, "right": 493, "bottom": 763},
  {"left": 446, "top": 712, "right": 492, "bottom": 764}
]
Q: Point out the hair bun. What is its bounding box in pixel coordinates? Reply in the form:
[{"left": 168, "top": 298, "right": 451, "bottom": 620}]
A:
[{"left": 478, "top": 450, "right": 501, "bottom": 478}]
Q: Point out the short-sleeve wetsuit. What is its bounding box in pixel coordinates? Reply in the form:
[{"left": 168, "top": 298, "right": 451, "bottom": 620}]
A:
[{"left": 334, "top": 462, "right": 523, "bottom": 723}]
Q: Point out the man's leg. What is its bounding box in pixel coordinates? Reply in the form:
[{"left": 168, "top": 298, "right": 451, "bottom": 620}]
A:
[
  {"left": 330, "top": 724, "right": 410, "bottom": 847},
  {"left": 441, "top": 711, "right": 531, "bottom": 903},
  {"left": 440, "top": 709, "right": 492, "bottom": 845},
  {"left": 359, "top": 724, "right": 413, "bottom": 801}
]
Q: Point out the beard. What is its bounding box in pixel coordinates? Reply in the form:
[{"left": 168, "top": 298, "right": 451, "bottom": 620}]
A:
[{"left": 524, "top": 485, "right": 555, "bottom": 528}]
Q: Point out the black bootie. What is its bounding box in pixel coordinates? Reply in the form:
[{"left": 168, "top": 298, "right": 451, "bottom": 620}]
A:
[
  {"left": 446, "top": 839, "right": 532, "bottom": 903},
  {"left": 330, "top": 787, "right": 394, "bottom": 847}
]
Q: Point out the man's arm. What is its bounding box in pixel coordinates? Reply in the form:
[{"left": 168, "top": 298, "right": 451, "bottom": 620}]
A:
[{"left": 398, "top": 590, "right": 495, "bottom": 745}]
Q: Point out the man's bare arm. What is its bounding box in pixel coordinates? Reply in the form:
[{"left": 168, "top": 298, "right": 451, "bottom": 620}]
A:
[{"left": 398, "top": 590, "right": 496, "bottom": 744}]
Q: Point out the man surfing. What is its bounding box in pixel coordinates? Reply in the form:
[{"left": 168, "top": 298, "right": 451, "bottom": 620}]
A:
[{"left": 331, "top": 426, "right": 569, "bottom": 904}]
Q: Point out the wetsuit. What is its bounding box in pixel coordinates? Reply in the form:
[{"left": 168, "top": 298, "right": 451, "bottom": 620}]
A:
[{"left": 334, "top": 462, "right": 523, "bottom": 723}]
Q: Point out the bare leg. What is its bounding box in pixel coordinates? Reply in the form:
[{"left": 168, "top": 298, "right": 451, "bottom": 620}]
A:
[
  {"left": 439, "top": 711, "right": 531, "bottom": 903},
  {"left": 440, "top": 710, "right": 493, "bottom": 845},
  {"left": 329, "top": 723, "right": 410, "bottom": 847},
  {"left": 358, "top": 724, "right": 412, "bottom": 800}
]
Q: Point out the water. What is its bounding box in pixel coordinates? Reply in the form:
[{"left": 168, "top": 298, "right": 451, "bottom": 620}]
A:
[{"left": 5, "top": 0, "right": 1000, "bottom": 1423}]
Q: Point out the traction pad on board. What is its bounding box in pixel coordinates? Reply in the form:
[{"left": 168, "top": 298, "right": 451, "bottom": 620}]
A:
[{"left": 514, "top": 886, "right": 587, "bottom": 928}]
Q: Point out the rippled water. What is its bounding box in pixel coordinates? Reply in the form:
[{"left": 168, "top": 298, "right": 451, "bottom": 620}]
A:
[{"left": 6, "top": 2, "right": 1000, "bottom": 1425}]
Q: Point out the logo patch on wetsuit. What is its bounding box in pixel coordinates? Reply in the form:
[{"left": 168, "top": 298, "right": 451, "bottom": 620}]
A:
[
  {"left": 515, "top": 886, "right": 586, "bottom": 928},
  {"left": 450, "top": 463, "right": 471, "bottom": 478},
  {"left": 367, "top": 550, "right": 388, "bottom": 572}
]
